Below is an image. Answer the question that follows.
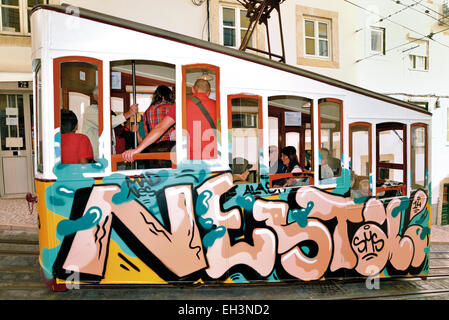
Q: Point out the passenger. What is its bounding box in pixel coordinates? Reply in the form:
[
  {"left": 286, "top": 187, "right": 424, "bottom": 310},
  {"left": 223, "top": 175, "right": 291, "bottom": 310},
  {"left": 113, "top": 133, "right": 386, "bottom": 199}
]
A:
[
  {"left": 82, "top": 87, "right": 138, "bottom": 160},
  {"left": 231, "top": 157, "right": 253, "bottom": 184},
  {"left": 122, "top": 79, "right": 217, "bottom": 163},
  {"left": 138, "top": 85, "right": 176, "bottom": 168},
  {"left": 269, "top": 145, "right": 286, "bottom": 174},
  {"left": 281, "top": 146, "right": 302, "bottom": 173},
  {"left": 277, "top": 146, "right": 307, "bottom": 187},
  {"left": 319, "top": 148, "right": 334, "bottom": 180},
  {"left": 60, "top": 109, "right": 93, "bottom": 164}
]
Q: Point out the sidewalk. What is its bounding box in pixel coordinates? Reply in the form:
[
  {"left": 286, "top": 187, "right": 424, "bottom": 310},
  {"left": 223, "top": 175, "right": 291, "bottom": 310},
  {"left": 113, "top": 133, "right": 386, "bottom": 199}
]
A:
[{"left": 1, "top": 197, "right": 449, "bottom": 243}]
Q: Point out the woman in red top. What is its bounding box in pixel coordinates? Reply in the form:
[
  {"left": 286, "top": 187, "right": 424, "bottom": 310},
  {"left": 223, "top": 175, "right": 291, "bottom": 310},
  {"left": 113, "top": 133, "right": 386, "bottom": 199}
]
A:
[{"left": 60, "top": 109, "right": 93, "bottom": 164}]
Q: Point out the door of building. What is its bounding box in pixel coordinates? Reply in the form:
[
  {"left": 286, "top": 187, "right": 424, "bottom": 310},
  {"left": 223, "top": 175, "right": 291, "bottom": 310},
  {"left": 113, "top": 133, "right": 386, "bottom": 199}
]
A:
[{"left": 0, "top": 92, "right": 34, "bottom": 197}]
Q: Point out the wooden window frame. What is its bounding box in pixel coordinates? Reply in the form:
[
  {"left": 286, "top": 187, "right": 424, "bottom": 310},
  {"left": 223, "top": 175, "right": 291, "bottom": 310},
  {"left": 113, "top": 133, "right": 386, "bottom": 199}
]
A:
[
  {"left": 410, "top": 122, "right": 428, "bottom": 190},
  {"left": 318, "top": 97, "right": 343, "bottom": 163},
  {"left": 53, "top": 56, "right": 103, "bottom": 134},
  {"left": 349, "top": 122, "right": 372, "bottom": 195},
  {"left": 376, "top": 122, "right": 407, "bottom": 195},
  {"left": 228, "top": 93, "right": 263, "bottom": 182},
  {"left": 181, "top": 63, "right": 221, "bottom": 160}
]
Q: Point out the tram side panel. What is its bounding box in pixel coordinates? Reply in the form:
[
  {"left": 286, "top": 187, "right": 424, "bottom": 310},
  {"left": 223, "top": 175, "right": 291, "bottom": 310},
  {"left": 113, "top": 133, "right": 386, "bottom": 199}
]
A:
[{"left": 36, "top": 163, "right": 431, "bottom": 289}]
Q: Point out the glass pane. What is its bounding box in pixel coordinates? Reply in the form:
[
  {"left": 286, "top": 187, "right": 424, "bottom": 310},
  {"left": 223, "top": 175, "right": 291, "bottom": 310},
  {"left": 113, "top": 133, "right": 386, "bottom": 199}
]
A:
[
  {"left": 318, "top": 22, "right": 328, "bottom": 38},
  {"left": 1, "top": 7, "right": 20, "bottom": 32},
  {"left": 184, "top": 66, "right": 218, "bottom": 161},
  {"left": 305, "top": 20, "right": 314, "bottom": 37},
  {"left": 240, "top": 29, "right": 253, "bottom": 47},
  {"left": 223, "top": 7, "right": 235, "bottom": 27},
  {"left": 268, "top": 116, "right": 278, "bottom": 148},
  {"left": 305, "top": 38, "right": 315, "bottom": 55},
  {"left": 319, "top": 40, "right": 328, "bottom": 57},
  {"left": 60, "top": 61, "right": 98, "bottom": 164},
  {"left": 2, "top": 0, "right": 19, "bottom": 5},
  {"left": 223, "top": 27, "right": 235, "bottom": 47},
  {"left": 286, "top": 132, "right": 300, "bottom": 160},
  {"left": 379, "top": 129, "right": 403, "bottom": 164},
  {"left": 350, "top": 126, "right": 370, "bottom": 176},
  {"left": 411, "top": 126, "right": 426, "bottom": 189},
  {"left": 240, "top": 9, "right": 249, "bottom": 29},
  {"left": 230, "top": 97, "right": 259, "bottom": 184},
  {"left": 320, "top": 101, "right": 342, "bottom": 180},
  {"left": 36, "top": 63, "right": 43, "bottom": 172},
  {"left": 371, "top": 30, "right": 382, "bottom": 52},
  {"left": 0, "top": 94, "right": 26, "bottom": 151},
  {"left": 377, "top": 168, "right": 404, "bottom": 198},
  {"left": 27, "top": 0, "right": 44, "bottom": 7}
]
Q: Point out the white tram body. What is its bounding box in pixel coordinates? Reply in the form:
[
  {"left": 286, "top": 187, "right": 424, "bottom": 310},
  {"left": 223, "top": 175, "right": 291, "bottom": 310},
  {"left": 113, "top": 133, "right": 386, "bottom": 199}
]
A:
[{"left": 30, "top": 5, "right": 432, "bottom": 290}]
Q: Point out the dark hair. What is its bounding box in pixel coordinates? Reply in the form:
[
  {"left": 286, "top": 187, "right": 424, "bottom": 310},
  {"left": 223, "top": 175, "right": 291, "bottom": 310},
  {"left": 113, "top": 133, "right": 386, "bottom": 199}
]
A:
[
  {"left": 151, "top": 85, "right": 174, "bottom": 106},
  {"left": 281, "top": 146, "right": 301, "bottom": 172},
  {"left": 61, "top": 109, "right": 78, "bottom": 134}
]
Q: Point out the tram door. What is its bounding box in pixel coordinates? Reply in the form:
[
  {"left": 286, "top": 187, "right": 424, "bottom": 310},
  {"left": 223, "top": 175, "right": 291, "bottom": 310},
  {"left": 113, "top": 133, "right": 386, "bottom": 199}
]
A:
[{"left": 0, "top": 93, "right": 34, "bottom": 197}]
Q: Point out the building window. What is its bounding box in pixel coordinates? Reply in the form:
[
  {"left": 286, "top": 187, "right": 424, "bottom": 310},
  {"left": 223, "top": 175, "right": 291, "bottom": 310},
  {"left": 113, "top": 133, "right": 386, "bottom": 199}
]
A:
[
  {"left": 296, "top": 5, "right": 339, "bottom": 68},
  {"left": 304, "top": 18, "right": 330, "bottom": 59},
  {"left": 221, "top": 6, "right": 252, "bottom": 49},
  {"left": 0, "top": 0, "right": 47, "bottom": 35},
  {"left": 407, "top": 40, "right": 429, "bottom": 71},
  {"left": 370, "top": 26, "right": 385, "bottom": 55}
]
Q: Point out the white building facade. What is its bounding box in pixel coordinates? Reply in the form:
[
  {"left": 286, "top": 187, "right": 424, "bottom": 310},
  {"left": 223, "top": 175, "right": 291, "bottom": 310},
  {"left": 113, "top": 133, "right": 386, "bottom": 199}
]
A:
[{"left": 1, "top": 0, "right": 448, "bottom": 225}]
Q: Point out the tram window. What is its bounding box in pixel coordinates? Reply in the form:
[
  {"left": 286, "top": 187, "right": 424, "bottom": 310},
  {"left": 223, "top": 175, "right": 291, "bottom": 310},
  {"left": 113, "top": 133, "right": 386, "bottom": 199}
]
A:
[
  {"left": 268, "top": 96, "right": 313, "bottom": 188},
  {"left": 349, "top": 123, "right": 372, "bottom": 198},
  {"left": 229, "top": 95, "right": 262, "bottom": 184},
  {"left": 411, "top": 124, "right": 427, "bottom": 190},
  {"left": 182, "top": 64, "right": 220, "bottom": 161},
  {"left": 376, "top": 123, "right": 406, "bottom": 197},
  {"left": 319, "top": 99, "right": 342, "bottom": 184},
  {"left": 34, "top": 59, "right": 43, "bottom": 173},
  {"left": 110, "top": 60, "right": 176, "bottom": 171},
  {"left": 55, "top": 58, "right": 102, "bottom": 165}
]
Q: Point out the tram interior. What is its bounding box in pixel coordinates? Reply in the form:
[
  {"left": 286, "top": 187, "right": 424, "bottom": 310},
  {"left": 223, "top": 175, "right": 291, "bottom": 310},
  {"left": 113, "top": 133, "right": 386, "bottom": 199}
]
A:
[{"left": 56, "top": 59, "right": 426, "bottom": 200}]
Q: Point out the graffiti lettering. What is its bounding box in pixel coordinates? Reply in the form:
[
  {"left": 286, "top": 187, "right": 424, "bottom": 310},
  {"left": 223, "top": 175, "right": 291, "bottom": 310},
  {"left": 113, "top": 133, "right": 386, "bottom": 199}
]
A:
[{"left": 52, "top": 171, "right": 430, "bottom": 284}]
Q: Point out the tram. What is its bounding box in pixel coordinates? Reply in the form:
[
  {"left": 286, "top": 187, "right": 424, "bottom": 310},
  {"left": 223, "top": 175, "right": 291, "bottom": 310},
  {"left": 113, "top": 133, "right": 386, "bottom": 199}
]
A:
[{"left": 30, "top": 4, "right": 432, "bottom": 291}]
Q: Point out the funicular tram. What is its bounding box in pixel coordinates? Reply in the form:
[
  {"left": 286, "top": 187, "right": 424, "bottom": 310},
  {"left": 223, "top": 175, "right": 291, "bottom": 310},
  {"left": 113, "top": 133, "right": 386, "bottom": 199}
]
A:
[{"left": 30, "top": 4, "right": 432, "bottom": 291}]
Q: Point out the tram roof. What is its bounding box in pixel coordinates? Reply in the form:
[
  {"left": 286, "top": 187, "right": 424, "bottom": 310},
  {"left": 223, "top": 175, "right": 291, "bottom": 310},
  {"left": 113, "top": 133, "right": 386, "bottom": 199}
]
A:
[{"left": 32, "top": 3, "right": 431, "bottom": 116}]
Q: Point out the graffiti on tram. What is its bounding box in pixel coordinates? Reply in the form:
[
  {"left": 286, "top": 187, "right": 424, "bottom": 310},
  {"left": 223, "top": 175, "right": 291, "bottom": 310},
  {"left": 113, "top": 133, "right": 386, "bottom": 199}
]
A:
[{"left": 41, "top": 161, "right": 430, "bottom": 284}]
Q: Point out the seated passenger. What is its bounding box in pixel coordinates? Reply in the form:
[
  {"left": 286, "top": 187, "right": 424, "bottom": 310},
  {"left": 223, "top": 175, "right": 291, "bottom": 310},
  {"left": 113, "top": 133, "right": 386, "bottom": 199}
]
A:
[
  {"left": 60, "top": 109, "right": 93, "bottom": 164},
  {"left": 350, "top": 170, "right": 370, "bottom": 199},
  {"left": 269, "top": 145, "right": 286, "bottom": 174},
  {"left": 319, "top": 148, "right": 334, "bottom": 180},
  {"left": 231, "top": 157, "right": 253, "bottom": 184},
  {"left": 274, "top": 146, "right": 308, "bottom": 187}
]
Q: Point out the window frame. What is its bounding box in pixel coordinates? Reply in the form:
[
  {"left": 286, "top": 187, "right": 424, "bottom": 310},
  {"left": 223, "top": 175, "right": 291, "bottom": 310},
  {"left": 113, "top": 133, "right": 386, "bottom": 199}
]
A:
[
  {"left": 410, "top": 122, "right": 428, "bottom": 190},
  {"left": 370, "top": 26, "right": 385, "bottom": 55},
  {"left": 304, "top": 18, "right": 330, "bottom": 60},
  {"left": 318, "top": 98, "right": 343, "bottom": 169},
  {"left": 349, "top": 122, "right": 372, "bottom": 195},
  {"left": 375, "top": 122, "right": 407, "bottom": 196},
  {"left": 296, "top": 5, "right": 339, "bottom": 69},
  {"left": 181, "top": 63, "right": 221, "bottom": 161},
  {"left": 220, "top": 5, "right": 252, "bottom": 49},
  {"left": 227, "top": 93, "right": 263, "bottom": 183},
  {"left": 0, "top": 0, "right": 48, "bottom": 35},
  {"left": 53, "top": 56, "right": 103, "bottom": 167},
  {"left": 407, "top": 40, "right": 429, "bottom": 72}
]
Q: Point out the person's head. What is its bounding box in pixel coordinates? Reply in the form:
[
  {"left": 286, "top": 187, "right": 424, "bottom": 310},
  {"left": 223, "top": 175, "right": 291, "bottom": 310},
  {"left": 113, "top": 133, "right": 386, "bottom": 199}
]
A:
[
  {"left": 92, "top": 87, "right": 99, "bottom": 103},
  {"left": 61, "top": 109, "right": 78, "bottom": 134},
  {"left": 232, "top": 157, "right": 253, "bottom": 180},
  {"left": 151, "top": 85, "right": 174, "bottom": 106},
  {"left": 269, "top": 145, "right": 278, "bottom": 165},
  {"left": 280, "top": 146, "right": 300, "bottom": 172},
  {"left": 320, "top": 148, "right": 330, "bottom": 160},
  {"left": 192, "top": 79, "right": 211, "bottom": 95}
]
